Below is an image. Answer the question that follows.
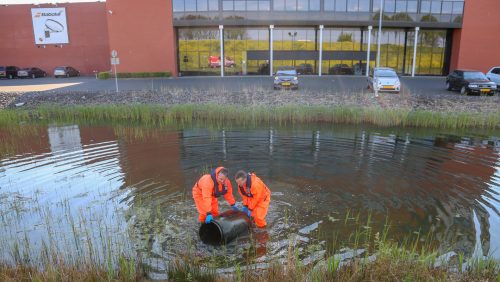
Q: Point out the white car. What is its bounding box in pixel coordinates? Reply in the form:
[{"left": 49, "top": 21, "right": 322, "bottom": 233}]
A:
[
  {"left": 368, "top": 67, "right": 401, "bottom": 93},
  {"left": 486, "top": 66, "right": 500, "bottom": 87}
]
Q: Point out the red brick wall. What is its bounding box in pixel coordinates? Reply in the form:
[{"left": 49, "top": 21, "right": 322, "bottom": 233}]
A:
[
  {"left": 0, "top": 3, "right": 110, "bottom": 76},
  {"left": 105, "top": 0, "right": 178, "bottom": 76},
  {"left": 450, "top": 0, "right": 500, "bottom": 73}
]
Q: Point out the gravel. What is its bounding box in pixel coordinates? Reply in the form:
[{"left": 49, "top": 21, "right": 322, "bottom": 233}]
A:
[{"left": 1, "top": 87, "right": 499, "bottom": 114}]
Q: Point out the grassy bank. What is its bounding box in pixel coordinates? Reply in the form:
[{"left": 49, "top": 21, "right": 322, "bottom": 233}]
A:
[
  {"left": 1, "top": 104, "right": 499, "bottom": 129},
  {"left": 1, "top": 210, "right": 499, "bottom": 281}
]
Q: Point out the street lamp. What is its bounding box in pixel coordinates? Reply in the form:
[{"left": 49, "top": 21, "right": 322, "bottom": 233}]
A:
[{"left": 376, "top": 0, "right": 383, "bottom": 68}]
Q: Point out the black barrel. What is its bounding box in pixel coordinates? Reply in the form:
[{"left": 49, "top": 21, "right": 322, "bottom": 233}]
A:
[{"left": 199, "top": 210, "right": 251, "bottom": 245}]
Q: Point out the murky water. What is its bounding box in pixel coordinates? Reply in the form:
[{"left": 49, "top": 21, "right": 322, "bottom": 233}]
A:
[{"left": 0, "top": 124, "right": 499, "bottom": 276}]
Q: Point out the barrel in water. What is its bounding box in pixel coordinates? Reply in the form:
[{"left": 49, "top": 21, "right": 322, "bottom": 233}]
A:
[{"left": 199, "top": 210, "right": 251, "bottom": 245}]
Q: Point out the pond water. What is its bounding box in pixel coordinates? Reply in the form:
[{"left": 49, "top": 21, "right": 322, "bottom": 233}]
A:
[{"left": 0, "top": 124, "right": 499, "bottom": 276}]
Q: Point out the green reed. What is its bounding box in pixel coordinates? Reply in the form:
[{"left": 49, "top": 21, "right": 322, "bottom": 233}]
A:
[{"left": 0, "top": 104, "right": 499, "bottom": 129}]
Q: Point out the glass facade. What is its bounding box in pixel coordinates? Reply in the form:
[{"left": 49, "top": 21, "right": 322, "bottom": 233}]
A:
[
  {"left": 178, "top": 28, "right": 221, "bottom": 76},
  {"left": 177, "top": 27, "right": 449, "bottom": 76},
  {"left": 224, "top": 28, "right": 269, "bottom": 75},
  {"left": 174, "top": 0, "right": 460, "bottom": 76},
  {"left": 173, "top": 0, "right": 465, "bottom": 24},
  {"left": 322, "top": 28, "right": 363, "bottom": 75}
]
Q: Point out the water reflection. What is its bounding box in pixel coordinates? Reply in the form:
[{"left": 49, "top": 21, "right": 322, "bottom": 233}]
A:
[{"left": 0, "top": 124, "right": 499, "bottom": 272}]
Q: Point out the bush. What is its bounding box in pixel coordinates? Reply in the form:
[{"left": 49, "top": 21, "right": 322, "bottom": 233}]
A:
[
  {"left": 116, "top": 72, "right": 171, "bottom": 78},
  {"left": 97, "top": 72, "right": 111, "bottom": 79}
]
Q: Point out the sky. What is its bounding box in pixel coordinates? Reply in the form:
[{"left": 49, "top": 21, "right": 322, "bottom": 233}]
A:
[{"left": 3, "top": 0, "right": 104, "bottom": 4}]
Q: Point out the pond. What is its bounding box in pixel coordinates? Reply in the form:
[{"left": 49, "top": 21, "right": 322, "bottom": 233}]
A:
[{"left": 0, "top": 124, "right": 499, "bottom": 276}]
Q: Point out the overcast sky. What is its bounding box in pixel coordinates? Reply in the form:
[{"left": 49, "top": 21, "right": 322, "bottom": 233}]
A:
[{"left": 3, "top": 0, "right": 104, "bottom": 4}]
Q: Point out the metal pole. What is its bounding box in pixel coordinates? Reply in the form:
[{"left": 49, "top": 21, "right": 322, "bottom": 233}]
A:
[
  {"left": 376, "top": 0, "right": 383, "bottom": 68},
  {"left": 270, "top": 25, "right": 274, "bottom": 76},
  {"left": 366, "top": 26, "right": 372, "bottom": 77},
  {"left": 412, "top": 27, "right": 420, "bottom": 77},
  {"left": 114, "top": 63, "right": 118, "bottom": 92},
  {"left": 219, "top": 25, "right": 224, "bottom": 77},
  {"left": 318, "top": 25, "right": 324, "bottom": 76}
]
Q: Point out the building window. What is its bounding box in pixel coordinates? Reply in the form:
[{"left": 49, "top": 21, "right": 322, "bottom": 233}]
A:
[
  {"left": 324, "top": 0, "right": 334, "bottom": 11},
  {"left": 420, "top": 0, "right": 431, "bottom": 13},
  {"left": 336, "top": 0, "right": 347, "bottom": 12},
  {"left": 431, "top": 0, "right": 442, "bottom": 14},
  {"left": 310, "top": 0, "right": 320, "bottom": 11},
  {"left": 274, "top": 0, "right": 285, "bottom": 10},
  {"left": 358, "top": 0, "right": 370, "bottom": 12},
  {"left": 407, "top": 0, "right": 417, "bottom": 13},
  {"left": 452, "top": 1, "right": 463, "bottom": 14},
  {"left": 298, "top": 0, "right": 308, "bottom": 11}
]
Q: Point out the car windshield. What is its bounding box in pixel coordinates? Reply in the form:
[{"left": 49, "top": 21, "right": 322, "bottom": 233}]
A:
[
  {"left": 277, "top": 70, "right": 296, "bottom": 76},
  {"left": 55, "top": 67, "right": 65, "bottom": 70},
  {"left": 464, "top": 72, "right": 487, "bottom": 80},
  {"left": 375, "top": 70, "right": 397, "bottom": 77}
]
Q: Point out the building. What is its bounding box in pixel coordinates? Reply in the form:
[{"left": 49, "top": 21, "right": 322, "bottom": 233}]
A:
[{"left": 0, "top": 0, "right": 498, "bottom": 77}]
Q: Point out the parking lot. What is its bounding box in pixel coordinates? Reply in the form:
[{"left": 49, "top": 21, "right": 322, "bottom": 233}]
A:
[{"left": 0, "top": 75, "right": 452, "bottom": 96}]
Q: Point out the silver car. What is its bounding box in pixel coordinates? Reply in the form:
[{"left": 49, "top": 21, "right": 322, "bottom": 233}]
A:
[
  {"left": 273, "top": 69, "right": 299, "bottom": 90},
  {"left": 368, "top": 67, "right": 401, "bottom": 93}
]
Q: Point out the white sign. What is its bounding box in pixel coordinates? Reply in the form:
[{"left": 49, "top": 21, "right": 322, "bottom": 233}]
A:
[
  {"left": 111, "top": 50, "right": 118, "bottom": 58},
  {"left": 111, "top": 58, "right": 120, "bottom": 65},
  {"left": 31, "top": 8, "right": 69, "bottom": 45}
]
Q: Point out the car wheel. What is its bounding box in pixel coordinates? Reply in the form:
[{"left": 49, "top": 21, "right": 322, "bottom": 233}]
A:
[
  {"left": 460, "top": 86, "right": 468, "bottom": 95},
  {"left": 446, "top": 81, "right": 452, "bottom": 91}
]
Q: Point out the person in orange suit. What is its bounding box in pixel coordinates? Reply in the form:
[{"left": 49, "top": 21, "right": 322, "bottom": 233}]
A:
[
  {"left": 235, "top": 170, "right": 271, "bottom": 228},
  {"left": 192, "top": 167, "right": 237, "bottom": 224}
]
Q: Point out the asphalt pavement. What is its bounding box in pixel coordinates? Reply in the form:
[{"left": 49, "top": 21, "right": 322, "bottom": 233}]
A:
[{"left": 0, "top": 75, "right": 450, "bottom": 96}]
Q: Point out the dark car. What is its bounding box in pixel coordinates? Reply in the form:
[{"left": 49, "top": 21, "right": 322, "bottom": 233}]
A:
[
  {"left": 446, "top": 69, "right": 497, "bottom": 95},
  {"left": 0, "top": 66, "right": 20, "bottom": 79},
  {"left": 296, "top": 63, "right": 314, "bottom": 75},
  {"left": 54, "top": 66, "right": 80, "bottom": 78},
  {"left": 17, "top": 67, "right": 47, "bottom": 79},
  {"left": 329, "top": 64, "right": 354, "bottom": 75}
]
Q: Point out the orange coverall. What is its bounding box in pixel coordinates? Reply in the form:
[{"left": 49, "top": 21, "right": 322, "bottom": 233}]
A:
[
  {"left": 238, "top": 173, "right": 271, "bottom": 228},
  {"left": 192, "top": 167, "right": 236, "bottom": 223}
]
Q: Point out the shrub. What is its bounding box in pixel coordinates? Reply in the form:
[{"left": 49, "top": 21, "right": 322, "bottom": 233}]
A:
[
  {"left": 97, "top": 72, "right": 111, "bottom": 79},
  {"left": 116, "top": 72, "right": 171, "bottom": 78}
]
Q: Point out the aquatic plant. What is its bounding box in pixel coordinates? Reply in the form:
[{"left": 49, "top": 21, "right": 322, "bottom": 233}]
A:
[{"left": 0, "top": 104, "right": 499, "bottom": 129}]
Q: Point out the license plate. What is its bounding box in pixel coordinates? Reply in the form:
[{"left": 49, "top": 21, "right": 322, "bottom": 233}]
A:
[
  {"left": 480, "top": 89, "right": 491, "bottom": 92},
  {"left": 282, "top": 82, "right": 291, "bottom": 86},
  {"left": 382, "top": 85, "right": 394, "bottom": 89}
]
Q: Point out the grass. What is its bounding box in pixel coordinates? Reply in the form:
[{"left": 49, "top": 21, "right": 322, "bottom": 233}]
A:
[
  {"left": 0, "top": 104, "right": 499, "bottom": 130},
  {"left": 0, "top": 197, "right": 499, "bottom": 281}
]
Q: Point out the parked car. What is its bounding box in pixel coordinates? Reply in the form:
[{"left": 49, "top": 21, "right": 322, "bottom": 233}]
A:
[
  {"left": 446, "top": 69, "right": 496, "bottom": 95},
  {"left": 54, "top": 66, "right": 80, "bottom": 78},
  {"left": 486, "top": 66, "right": 500, "bottom": 89},
  {"left": 273, "top": 69, "right": 299, "bottom": 90},
  {"left": 329, "top": 64, "right": 354, "bottom": 75},
  {"left": 208, "top": 56, "right": 235, "bottom": 68},
  {"left": 0, "top": 66, "right": 20, "bottom": 79},
  {"left": 17, "top": 67, "right": 47, "bottom": 78},
  {"left": 296, "top": 63, "right": 314, "bottom": 75},
  {"left": 367, "top": 67, "right": 401, "bottom": 93}
]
